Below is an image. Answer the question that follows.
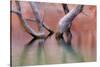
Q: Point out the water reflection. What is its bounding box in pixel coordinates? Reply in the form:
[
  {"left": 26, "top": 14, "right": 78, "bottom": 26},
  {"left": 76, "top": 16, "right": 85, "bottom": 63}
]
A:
[
  {"left": 56, "top": 37, "right": 84, "bottom": 63},
  {"left": 18, "top": 38, "right": 46, "bottom": 66},
  {"left": 15, "top": 36, "right": 84, "bottom": 66},
  {"left": 37, "top": 39, "right": 46, "bottom": 65},
  {"left": 19, "top": 38, "right": 37, "bottom": 66}
]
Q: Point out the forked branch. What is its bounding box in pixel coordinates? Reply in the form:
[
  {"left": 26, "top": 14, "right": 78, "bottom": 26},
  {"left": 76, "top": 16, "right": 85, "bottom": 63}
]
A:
[
  {"left": 56, "top": 5, "right": 84, "bottom": 41},
  {"left": 29, "top": 2, "right": 54, "bottom": 36},
  {"left": 12, "top": 1, "right": 45, "bottom": 38}
]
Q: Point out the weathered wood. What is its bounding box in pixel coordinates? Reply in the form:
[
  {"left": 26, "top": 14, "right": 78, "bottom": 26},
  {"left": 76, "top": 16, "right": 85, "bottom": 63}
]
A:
[
  {"left": 62, "top": 4, "right": 72, "bottom": 45},
  {"left": 14, "top": 1, "right": 45, "bottom": 38},
  {"left": 56, "top": 5, "right": 84, "bottom": 42},
  {"left": 30, "top": 2, "right": 54, "bottom": 34},
  {"left": 58, "top": 5, "right": 84, "bottom": 34}
]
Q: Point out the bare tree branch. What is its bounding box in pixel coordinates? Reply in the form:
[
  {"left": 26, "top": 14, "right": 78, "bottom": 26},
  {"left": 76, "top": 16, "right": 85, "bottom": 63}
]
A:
[
  {"left": 62, "top": 4, "right": 72, "bottom": 45},
  {"left": 11, "top": 1, "right": 84, "bottom": 40},
  {"left": 29, "top": 2, "right": 54, "bottom": 36},
  {"left": 29, "top": 2, "right": 44, "bottom": 32},
  {"left": 12, "top": 1, "right": 45, "bottom": 38},
  {"left": 59, "top": 5, "right": 84, "bottom": 33},
  {"left": 11, "top": 1, "right": 54, "bottom": 39},
  {"left": 62, "top": 4, "right": 69, "bottom": 14},
  {"left": 11, "top": 9, "right": 21, "bottom": 16},
  {"left": 56, "top": 5, "right": 84, "bottom": 40},
  {"left": 26, "top": 18, "right": 54, "bottom": 35}
]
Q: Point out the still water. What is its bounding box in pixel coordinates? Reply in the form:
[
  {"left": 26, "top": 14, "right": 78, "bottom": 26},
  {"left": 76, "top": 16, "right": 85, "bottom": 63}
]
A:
[{"left": 12, "top": 32, "right": 96, "bottom": 66}]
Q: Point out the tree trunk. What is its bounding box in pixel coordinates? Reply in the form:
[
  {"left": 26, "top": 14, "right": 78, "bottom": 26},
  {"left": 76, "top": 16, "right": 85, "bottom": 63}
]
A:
[{"left": 56, "top": 5, "right": 84, "bottom": 41}]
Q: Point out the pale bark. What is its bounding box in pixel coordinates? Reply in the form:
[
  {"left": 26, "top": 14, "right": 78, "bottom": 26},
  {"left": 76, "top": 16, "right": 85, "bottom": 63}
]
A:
[
  {"left": 29, "top": 2, "right": 54, "bottom": 35},
  {"left": 11, "top": 1, "right": 45, "bottom": 38},
  {"left": 62, "top": 4, "right": 72, "bottom": 45},
  {"left": 11, "top": 2, "right": 84, "bottom": 40},
  {"left": 58, "top": 5, "right": 84, "bottom": 34},
  {"left": 56, "top": 5, "right": 84, "bottom": 44},
  {"left": 30, "top": 2, "right": 44, "bottom": 32}
]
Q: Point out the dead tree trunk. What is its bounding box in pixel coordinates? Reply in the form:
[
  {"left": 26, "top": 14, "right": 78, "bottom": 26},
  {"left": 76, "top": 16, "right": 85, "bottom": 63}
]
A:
[
  {"left": 56, "top": 5, "right": 84, "bottom": 43},
  {"left": 62, "top": 4, "right": 72, "bottom": 45},
  {"left": 29, "top": 2, "right": 44, "bottom": 32},
  {"left": 11, "top": 1, "right": 46, "bottom": 38},
  {"left": 11, "top": 1, "right": 54, "bottom": 39},
  {"left": 11, "top": 1, "right": 84, "bottom": 40},
  {"left": 29, "top": 2, "right": 54, "bottom": 36}
]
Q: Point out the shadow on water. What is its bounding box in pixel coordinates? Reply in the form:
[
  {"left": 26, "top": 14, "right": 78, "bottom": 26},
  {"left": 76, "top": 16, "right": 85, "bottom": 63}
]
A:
[{"left": 17, "top": 35, "right": 84, "bottom": 66}]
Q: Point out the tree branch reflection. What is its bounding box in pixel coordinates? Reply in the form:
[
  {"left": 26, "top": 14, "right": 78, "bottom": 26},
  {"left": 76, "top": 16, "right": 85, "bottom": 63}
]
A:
[
  {"left": 56, "top": 37, "right": 84, "bottom": 63},
  {"left": 19, "top": 38, "right": 46, "bottom": 65}
]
